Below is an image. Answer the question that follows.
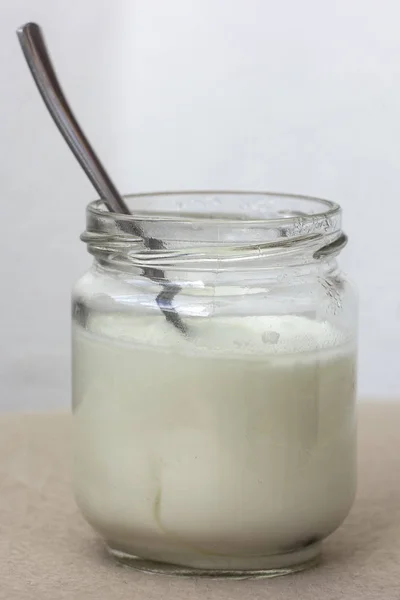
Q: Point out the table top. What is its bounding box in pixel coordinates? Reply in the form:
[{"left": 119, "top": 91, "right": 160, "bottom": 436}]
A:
[{"left": 1, "top": 404, "right": 399, "bottom": 599}]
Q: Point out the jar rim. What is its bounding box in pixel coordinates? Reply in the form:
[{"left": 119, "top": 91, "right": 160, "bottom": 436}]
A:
[
  {"left": 83, "top": 191, "right": 344, "bottom": 264},
  {"left": 86, "top": 190, "right": 340, "bottom": 226}
]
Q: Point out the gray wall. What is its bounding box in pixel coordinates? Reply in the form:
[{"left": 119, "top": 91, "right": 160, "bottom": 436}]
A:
[{"left": 1, "top": 0, "right": 398, "bottom": 410}]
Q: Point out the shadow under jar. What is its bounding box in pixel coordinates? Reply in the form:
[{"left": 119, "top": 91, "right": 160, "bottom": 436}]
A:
[{"left": 72, "top": 192, "right": 357, "bottom": 578}]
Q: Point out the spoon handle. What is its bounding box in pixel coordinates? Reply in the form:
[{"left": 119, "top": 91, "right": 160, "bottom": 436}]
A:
[
  {"left": 17, "top": 22, "right": 130, "bottom": 215},
  {"left": 17, "top": 22, "right": 188, "bottom": 335}
]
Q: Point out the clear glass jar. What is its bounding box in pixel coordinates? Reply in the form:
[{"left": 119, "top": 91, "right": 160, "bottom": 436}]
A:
[{"left": 72, "top": 192, "right": 357, "bottom": 578}]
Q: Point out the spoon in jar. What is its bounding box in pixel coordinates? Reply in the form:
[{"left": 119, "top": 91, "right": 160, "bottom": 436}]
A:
[{"left": 16, "top": 21, "right": 188, "bottom": 335}]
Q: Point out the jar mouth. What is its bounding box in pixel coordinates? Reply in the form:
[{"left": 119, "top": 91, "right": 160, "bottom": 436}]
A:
[
  {"left": 83, "top": 191, "right": 344, "bottom": 264},
  {"left": 87, "top": 190, "right": 340, "bottom": 226}
]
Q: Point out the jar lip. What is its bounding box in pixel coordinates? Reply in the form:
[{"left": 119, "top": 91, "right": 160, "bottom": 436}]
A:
[
  {"left": 86, "top": 190, "right": 340, "bottom": 225},
  {"left": 83, "top": 191, "right": 344, "bottom": 263}
]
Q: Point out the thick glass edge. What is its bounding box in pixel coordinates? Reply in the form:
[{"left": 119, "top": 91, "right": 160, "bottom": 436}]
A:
[{"left": 86, "top": 191, "right": 341, "bottom": 226}]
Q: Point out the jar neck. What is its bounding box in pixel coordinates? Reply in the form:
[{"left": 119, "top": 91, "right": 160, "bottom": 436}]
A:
[
  {"left": 91, "top": 243, "right": 342, "bottom": 290},
  {"left": 81, "top": 191, "right": 345, "bottom": 281}
]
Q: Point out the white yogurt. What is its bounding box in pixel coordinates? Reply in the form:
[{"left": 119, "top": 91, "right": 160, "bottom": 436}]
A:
[{"left": 72, "top": 314, "right": 356, "bottom": 570}]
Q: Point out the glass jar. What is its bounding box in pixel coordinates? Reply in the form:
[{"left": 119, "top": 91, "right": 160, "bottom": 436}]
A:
[{"left": 72, "top": 192, "right": 357, "bottom": 578}]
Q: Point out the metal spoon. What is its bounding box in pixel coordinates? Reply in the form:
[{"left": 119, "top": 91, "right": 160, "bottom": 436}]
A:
[{"left": 17, "top": 22, "right": 187, "bottom": 335}]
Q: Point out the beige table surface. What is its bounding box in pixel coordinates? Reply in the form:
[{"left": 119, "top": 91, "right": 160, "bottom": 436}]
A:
[{"left": 0, "top": 404, "right": 399, "bottom": 599}]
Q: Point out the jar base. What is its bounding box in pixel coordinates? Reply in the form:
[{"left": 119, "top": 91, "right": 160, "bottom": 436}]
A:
[{"left": 106, "top": 542, "right": 321, "bottom": 579}]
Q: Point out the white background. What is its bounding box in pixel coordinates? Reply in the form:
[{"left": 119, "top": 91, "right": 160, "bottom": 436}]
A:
[{"left": 1, "top": 0, "right": 398, "bottom": 410}]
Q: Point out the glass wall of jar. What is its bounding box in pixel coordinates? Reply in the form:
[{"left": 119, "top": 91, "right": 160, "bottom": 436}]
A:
[{"left": 72, "top": 192, "right": 357, "bottom": 577}]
